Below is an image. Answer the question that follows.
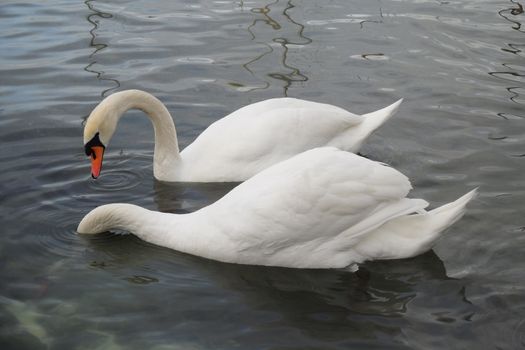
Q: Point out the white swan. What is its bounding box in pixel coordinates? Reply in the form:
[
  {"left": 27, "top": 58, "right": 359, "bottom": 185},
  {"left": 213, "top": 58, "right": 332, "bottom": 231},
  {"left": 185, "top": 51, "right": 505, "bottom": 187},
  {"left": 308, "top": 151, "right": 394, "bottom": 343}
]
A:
[
  {"left": 83, "top": 90, "right": 402, "bottom": 182},
  {"left": 78, "top": 147, "right": 476, "bottom": 270}
]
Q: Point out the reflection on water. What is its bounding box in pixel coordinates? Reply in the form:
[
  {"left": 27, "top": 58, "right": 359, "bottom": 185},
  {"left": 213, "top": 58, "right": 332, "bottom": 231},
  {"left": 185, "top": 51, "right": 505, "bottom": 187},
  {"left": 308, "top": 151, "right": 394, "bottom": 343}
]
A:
[
  {"left": 493, "top": 0, "right": 525, "bottom": 117},
  {"left": 84, "top": 0, "right": 121, "bottom": 96},
  {"left": 153, "top": 180, "right": 238, "bottom": 213},
  {"left": 1, "top": 0, "right": 525, "bottom": 348},
  {"left": 50, "top": 232, "right": 476, "bottom": 348},
  {"left": 498, "top": 0, "right": 524, "bottom": 32},
  {"left": 81, "top": 0, "right": 314, "bottom": 97},
  {"left": 243, "top": 0, "right": 311, "bottom": 95}
]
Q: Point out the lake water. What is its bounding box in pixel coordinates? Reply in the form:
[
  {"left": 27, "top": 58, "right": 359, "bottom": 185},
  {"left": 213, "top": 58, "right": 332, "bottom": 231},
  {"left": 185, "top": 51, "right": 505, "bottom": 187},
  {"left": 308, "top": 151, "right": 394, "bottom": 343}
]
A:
[{"left": 1, "top": 0, "right": 524, "bottom": 348}]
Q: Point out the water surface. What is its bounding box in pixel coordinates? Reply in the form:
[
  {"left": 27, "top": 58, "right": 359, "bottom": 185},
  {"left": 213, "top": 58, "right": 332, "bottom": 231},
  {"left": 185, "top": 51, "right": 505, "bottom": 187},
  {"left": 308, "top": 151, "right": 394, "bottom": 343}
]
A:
[{"left": 1, "top": 0, "right": 525, "bottom": 349}]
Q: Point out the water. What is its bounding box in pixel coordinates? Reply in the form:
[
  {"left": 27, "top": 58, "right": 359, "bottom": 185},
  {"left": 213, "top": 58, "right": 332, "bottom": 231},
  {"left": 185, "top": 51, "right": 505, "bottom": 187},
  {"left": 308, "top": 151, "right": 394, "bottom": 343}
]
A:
[{"left": 1, "top": 0, "right": 524, "bottom": 348}]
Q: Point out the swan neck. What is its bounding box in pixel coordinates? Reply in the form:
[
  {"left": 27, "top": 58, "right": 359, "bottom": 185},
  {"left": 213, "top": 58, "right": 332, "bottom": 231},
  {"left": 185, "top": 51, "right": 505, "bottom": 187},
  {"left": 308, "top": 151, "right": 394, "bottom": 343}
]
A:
[
  {"left": 98, "top": 90, "right": 181, "bottom": 179},
  {"left": 121, "top": 90, "right": 179, "bottom": 150},
  {"left": 78, "top": 204, "right": 224, "bottom": 259}
]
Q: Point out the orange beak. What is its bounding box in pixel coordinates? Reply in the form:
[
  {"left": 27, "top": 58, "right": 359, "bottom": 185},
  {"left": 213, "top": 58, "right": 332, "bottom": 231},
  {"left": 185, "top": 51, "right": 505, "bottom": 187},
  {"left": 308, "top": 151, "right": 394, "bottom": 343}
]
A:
[{"left": 90, "top": 146, "right": 105, "bottom": 179}]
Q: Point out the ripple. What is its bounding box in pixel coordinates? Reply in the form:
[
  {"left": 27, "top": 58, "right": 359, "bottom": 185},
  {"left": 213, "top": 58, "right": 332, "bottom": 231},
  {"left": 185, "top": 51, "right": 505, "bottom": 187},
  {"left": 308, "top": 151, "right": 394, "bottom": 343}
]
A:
[
  {"left": 87, "top": 169, "right": 144, "bottom": 192},
  {"left": 489, "top": 71, "right": 525, "bottom": 84},
  {"left": 307, "top": 18, "right": 363, "bottom": 26},
  {"left": 79, "top": 230, "right": 181, "bottom": 268},
  {"left": 1, "top": 0, "right": 525, "bottom": 348},
  {"left": 176, "top": 56, "right": 215, "bottom": 64},
  {"left": 36, "top": 214, "right": 86, "bottom": 259},
  {"left": 350, "top": 53, "right": 389, "bottom": 61},
  {"left": 513, "top": 319, "right": 525, "bottom": 348},
  {"left": 123, "top": 275, "right": 159, "bottom": 285},
  {"left": 142, "top": 12, "right": 212, "bottom": 20}
]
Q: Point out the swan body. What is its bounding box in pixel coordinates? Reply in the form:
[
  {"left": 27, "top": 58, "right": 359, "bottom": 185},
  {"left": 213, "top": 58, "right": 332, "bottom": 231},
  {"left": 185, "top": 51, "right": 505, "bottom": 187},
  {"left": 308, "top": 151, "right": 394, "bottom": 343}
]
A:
[
  {"left": 78, "top": 147, "right": 476, "bottom": 270},
  {"left": 83, "top": 90, "right": 402, "bottom": 182}
]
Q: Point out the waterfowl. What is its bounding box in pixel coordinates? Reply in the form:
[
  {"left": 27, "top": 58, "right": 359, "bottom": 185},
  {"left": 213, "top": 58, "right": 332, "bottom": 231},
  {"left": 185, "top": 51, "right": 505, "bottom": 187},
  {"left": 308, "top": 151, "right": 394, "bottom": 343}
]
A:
[
  {"left": 83, "top": 90, "right": 402, "bottom": 182},
  {"left": 78, "top": 147, "right": 476, "bottom": 270}
]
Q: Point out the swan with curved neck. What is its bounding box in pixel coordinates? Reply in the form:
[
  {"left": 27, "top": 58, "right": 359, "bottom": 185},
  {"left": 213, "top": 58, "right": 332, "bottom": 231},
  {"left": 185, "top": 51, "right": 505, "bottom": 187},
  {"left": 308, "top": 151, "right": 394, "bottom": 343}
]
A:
[
  {"left": 83, "top": 90, "right": 403, "bottom": 182},
  {"left": 78, "top": 147, "right": 477, "bottom": 270}
]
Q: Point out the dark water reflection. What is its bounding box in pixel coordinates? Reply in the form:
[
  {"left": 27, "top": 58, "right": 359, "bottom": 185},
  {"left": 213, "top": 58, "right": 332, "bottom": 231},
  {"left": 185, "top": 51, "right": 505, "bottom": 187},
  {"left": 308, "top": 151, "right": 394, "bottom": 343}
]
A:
[
  {"left": 153, "top": 180, "right": 239, "bottom": 213},
  {"left": 1, "top": 0, "right": 525, "bottom": 348},
  {"left": 244, "top": 1, "right": 311, "bottom": 95},
  {"left": 84, "top": 0, "right": 121, "bottom": 96}
]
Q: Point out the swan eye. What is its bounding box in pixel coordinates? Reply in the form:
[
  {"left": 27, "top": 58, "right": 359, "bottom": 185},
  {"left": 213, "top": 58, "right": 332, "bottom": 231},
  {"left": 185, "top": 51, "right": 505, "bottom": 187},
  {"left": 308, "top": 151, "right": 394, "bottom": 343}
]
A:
[{"left": 84, "top": 132, "right": 105, "bottom": 157}]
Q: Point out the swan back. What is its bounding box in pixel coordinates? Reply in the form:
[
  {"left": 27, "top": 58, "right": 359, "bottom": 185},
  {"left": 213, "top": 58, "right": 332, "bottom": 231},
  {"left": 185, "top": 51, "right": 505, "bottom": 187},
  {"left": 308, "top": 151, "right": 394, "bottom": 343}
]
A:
[
  {"left": 197, "top": 147, "right": 427, "bottom": 267},
  {"left": 178, "top": 98, "right": 398, "bottom": 182}
]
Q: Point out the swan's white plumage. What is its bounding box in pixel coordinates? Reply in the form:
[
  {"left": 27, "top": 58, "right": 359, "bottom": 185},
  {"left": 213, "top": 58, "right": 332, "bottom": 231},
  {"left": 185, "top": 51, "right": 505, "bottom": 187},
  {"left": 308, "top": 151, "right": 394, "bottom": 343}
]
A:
[
  {"left": 83, "top": 90, "right": 402, "bottom": 182},
  {"left": 78, "top": 148, "right": 476, "bottom": 269}
]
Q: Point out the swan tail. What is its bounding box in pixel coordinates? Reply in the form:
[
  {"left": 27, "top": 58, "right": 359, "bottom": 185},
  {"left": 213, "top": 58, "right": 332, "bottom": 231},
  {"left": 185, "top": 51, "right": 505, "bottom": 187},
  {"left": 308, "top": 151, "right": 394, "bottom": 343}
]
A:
[
  {"left": 424, "top": 188, "right": 478, "bottom": 228},
  {"left": 359, "top": 98, "right": 403, "bottom": 137},
  {"left": 354, "top": 189, "right": 477, "bottom": 261}
]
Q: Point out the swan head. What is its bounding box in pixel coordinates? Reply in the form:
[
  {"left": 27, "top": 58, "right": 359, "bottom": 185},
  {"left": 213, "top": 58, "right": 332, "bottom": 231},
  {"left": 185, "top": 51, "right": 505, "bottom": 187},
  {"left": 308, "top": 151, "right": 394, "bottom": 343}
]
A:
[
  {"left": 83, "top": 90, "right": 180, "bottom": 180},
  {"left": 77, "top": 203, "right": 142, "bottom": 234},
  {"left": 77, "top": 204, "right": 115, "bottom": 234},
  {"left": 84, "top": 131, "right": 106, "bottom": 179},
  {"left": 83, "top": 94, "right": 123, "bottom": 178}
]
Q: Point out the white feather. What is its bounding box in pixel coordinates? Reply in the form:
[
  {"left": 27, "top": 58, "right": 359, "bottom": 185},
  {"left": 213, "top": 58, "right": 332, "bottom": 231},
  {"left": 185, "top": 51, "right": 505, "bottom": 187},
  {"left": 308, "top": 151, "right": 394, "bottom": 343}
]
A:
[
  {"left": 78, "top": 148, "right": 476, "bottom": 269},
  {"left": 83, "top": 90, "right": 402, "bottom": 182}
]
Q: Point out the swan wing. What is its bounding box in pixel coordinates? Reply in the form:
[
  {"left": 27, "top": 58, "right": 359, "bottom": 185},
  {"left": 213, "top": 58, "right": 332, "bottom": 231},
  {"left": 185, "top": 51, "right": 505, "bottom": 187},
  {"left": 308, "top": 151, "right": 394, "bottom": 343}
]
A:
[
  {"left": 179, "top": 99, "right": 364, "bottom": 181},
  {"left": 204, "top": 148, "right": 421, "bottom": 266}
]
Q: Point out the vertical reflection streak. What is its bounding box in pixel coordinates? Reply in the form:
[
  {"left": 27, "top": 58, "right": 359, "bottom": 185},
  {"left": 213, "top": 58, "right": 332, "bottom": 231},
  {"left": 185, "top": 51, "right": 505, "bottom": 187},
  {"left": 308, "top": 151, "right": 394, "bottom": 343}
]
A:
[
  {"left": 243, "top": 0, "right": 311, "bottom": 96},
  {"left": 84, "top": 0, "right": 120, "bottom": 97},
  {"left": 493, "top": 0, "right": 525, "bottom": 111},
  {"left": 498, "top": 0, "right": 524, "bottom": 32}
]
